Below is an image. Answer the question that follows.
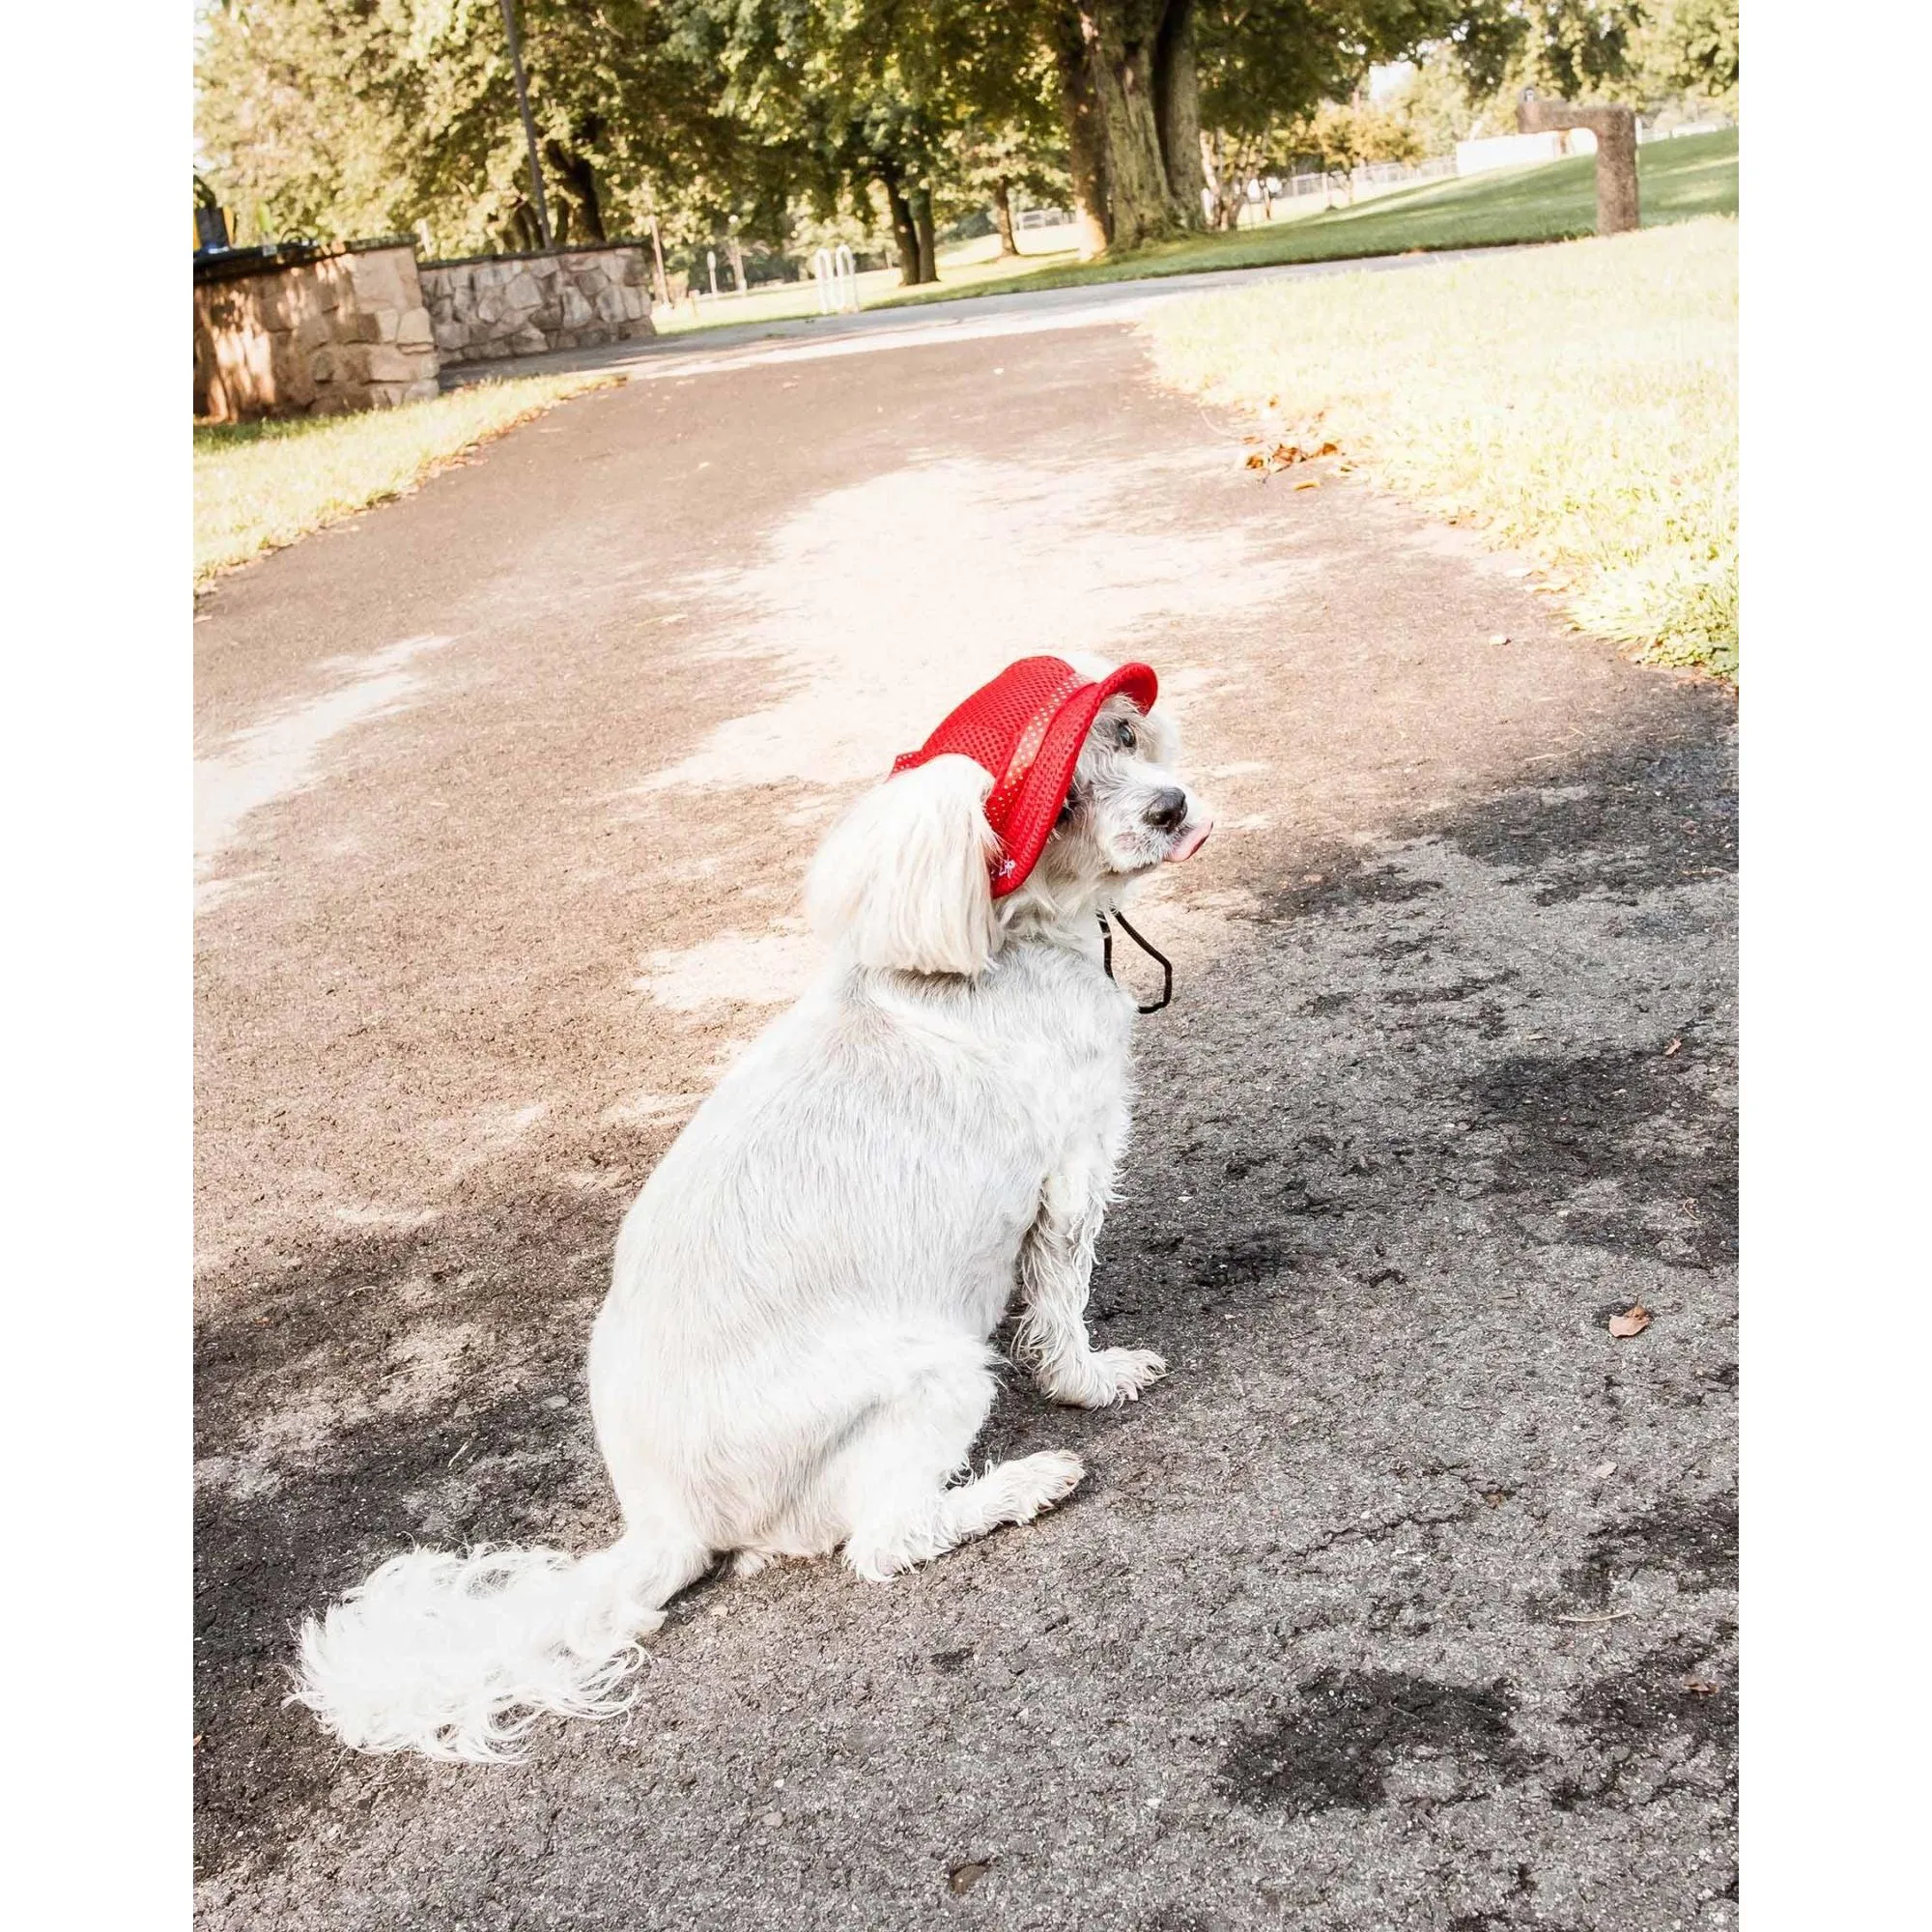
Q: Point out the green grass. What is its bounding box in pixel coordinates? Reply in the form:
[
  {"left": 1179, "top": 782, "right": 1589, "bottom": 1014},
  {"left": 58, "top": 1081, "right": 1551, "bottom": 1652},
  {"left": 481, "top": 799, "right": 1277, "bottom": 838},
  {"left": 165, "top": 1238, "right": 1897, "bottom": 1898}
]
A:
[
  {"left": 875, "top": 128, "right": 1737, "bottom": 309},
  {"left": 635, "top": 130, "right": 1735, "bottom": 340},
  {"left": 194, "top": 372, "right": 617, "bottom": 586},
  {"left": 1141, "top": 215, "right": 1738, "bottom": 675}
]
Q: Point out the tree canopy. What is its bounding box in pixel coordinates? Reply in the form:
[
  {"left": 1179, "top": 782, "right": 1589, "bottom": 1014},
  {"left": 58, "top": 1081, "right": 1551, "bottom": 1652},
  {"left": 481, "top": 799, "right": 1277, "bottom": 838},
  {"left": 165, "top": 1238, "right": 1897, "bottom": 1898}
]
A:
[{"left": 195, "top": 0, "right": 1739, "bottom": 275}]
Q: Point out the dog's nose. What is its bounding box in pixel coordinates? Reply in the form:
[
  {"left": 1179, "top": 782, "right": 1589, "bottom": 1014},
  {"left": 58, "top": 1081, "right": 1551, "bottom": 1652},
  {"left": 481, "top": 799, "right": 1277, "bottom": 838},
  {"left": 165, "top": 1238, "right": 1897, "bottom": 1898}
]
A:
[{"left": 1144, "top": 787, "right": 1189, "bottom": 834}]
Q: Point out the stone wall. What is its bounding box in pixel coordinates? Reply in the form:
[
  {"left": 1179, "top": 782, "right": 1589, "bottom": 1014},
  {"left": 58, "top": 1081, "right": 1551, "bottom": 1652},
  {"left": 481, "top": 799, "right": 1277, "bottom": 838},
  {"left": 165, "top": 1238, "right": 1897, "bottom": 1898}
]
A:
[
  {"left": 420, "top": 244, "right": 655, "bottom": 366},
  {"left": 193, "top": 241, "right": 440, "bottom": 421}
]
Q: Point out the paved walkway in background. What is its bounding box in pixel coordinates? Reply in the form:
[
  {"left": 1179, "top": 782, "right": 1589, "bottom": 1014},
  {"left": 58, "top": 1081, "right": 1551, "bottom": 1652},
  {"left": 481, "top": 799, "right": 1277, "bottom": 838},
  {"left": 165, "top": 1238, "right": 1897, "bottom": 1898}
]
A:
[
  {"left": 440, "top": 243, "right": 1540, "bottom": 387},
  {"left": 197, "top": 315, "right": 1735, "bottom": 1931}
]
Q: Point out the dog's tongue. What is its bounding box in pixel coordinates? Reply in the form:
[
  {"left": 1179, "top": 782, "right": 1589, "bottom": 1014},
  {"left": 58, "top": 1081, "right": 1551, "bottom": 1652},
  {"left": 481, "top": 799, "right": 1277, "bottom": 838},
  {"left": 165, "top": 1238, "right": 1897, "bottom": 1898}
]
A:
[{"left": 1165, "top": 820, "right": 1213, "bottom": 865}]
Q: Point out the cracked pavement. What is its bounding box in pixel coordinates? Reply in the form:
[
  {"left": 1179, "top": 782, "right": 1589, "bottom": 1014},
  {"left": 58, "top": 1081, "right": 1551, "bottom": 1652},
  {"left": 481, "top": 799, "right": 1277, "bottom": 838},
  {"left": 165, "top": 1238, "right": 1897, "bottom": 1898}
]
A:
[{"left": 194, "top": 315, "right": 1736, "bottom": 1929}]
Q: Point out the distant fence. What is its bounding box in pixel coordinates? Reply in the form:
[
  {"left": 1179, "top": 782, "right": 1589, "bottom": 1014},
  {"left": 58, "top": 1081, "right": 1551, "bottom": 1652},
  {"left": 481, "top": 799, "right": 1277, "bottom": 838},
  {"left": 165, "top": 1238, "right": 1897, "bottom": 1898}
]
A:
[
  {"left": 1635, "top": 118, "right": 1733, "bottom": 144},
  {"left": 1014, "top": 161, "right": 1458, "bottom": 237},
  {"left": 1225, "top": 155, "right": 1457, "bottom": 223}
]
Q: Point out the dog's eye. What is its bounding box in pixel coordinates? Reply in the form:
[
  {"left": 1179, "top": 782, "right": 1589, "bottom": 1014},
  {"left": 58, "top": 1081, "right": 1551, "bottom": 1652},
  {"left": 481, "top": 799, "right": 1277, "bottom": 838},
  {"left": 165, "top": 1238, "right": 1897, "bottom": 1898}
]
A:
[
  {"left": 1056, "top": 790, "right": 1080, "bottom": 827},
  {"left": 1114, "top": 719, "right": 1138, "bottom": 751}
]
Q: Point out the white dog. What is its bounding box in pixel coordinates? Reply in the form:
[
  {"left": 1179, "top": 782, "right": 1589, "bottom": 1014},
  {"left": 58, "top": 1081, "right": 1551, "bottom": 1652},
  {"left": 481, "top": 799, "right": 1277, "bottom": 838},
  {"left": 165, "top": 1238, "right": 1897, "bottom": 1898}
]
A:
[{"left": 296, "top": 653, "right": 1212, "bottom": 1761}]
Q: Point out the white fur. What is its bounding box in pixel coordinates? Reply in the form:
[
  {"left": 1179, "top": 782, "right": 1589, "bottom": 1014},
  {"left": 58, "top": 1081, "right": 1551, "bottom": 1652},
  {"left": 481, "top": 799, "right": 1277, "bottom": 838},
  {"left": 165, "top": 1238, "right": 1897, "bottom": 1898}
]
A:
[
  {"left": 804, "top": 753, "right": 999, "bottom": 975},
  {"left": 294, "top": 669, "right": 1211, "bottom": 1761}
]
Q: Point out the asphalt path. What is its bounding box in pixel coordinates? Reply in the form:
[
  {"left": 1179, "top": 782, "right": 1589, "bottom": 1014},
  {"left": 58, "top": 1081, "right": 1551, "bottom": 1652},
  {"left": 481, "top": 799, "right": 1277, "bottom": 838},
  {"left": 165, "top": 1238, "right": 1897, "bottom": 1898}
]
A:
[
  {"left": 195, "top": 305, "right": 1736, "bottom": 1930},
  {"left": 443, "top": 243, "right": 1543, "bottom": 387}
]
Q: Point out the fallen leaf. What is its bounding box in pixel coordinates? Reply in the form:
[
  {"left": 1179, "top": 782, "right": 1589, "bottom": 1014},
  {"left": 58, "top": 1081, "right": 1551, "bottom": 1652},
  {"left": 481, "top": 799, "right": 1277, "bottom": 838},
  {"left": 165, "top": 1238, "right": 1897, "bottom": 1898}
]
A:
[
  {"left": 1607, "top": 1305, "right": 1652, "bottom": 1340},
  {"left": 1592, "top": 1461, "right": 1618, "bottom": 1481},
  {"left": 1301, "top": 873, "right": 1324, "bottom": 886},
  {"left": 950, "top": 1861, "right": 993, "bottom": 1895},
  {"left": 1243, "top": 449, "right": 1267, "bottom": 470},
  {"left": 1293, "top": 478, "right": 1321, "bottom": 492},
  {"left": 1684, "top": 1678, "right": 1719, "bottom": 1696},
  {"left": 1663, "top": 1037, "right": 1683, "bottom": 1057},
  {"left": 1488, "top": 633, "right": 1511, "bottom": 646},
  {"left": 192, "top": 1735, "right": 204, "bottom": 1749}
]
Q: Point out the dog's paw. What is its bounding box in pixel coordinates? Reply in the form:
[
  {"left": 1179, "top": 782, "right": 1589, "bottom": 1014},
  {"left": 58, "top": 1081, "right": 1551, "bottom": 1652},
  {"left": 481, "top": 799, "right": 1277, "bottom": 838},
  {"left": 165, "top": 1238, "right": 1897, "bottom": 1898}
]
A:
[
  {"left": 1097, "top": 1347, "right": 1168, "bottom": 1405},
  {"left": 1006, "top": 1449, "right": 1087, "bottom": 1519},
  {"left": 1049, "top": 1347, "right": 1167, "bottom": 1407}
]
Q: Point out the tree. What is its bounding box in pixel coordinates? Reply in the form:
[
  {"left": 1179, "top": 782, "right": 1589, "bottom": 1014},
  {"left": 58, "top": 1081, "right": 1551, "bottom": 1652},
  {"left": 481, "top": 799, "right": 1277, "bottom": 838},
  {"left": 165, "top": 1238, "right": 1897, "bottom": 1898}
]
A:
[
  {"left": 1185, "top": 5, "right": 1478, "bottom": 232},
  {"left": 1296, "top": 98, "right": 1421, "bottom": 200},
  {"left": 1428, "top": 1, "right": 1643, "bottom": 112},
  {"left": 195, "top": 0, "right": 773, "bottom": 258},
  {"left": 956, "top": 122, "right": 1069, "bottom": 257},
  {"left": 1378, "top": 44, "right": 1477, "bottom": 156},
  {"left": 198, "top": 0, "right": 1637, "bottom": 281},
  {"left": 1041, "top": 2, "right": 1205, "bottom": 255},
  {"left": 1629, "top": 0, "right": 1738, "bottom": 113}
]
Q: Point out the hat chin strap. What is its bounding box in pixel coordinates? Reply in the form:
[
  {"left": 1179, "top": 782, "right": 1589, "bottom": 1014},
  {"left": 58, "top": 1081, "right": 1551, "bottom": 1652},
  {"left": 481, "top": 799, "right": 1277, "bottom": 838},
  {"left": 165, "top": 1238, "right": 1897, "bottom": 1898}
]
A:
[{"left": 1095, "top": 909, "right": 1173, "bottom": 1014}]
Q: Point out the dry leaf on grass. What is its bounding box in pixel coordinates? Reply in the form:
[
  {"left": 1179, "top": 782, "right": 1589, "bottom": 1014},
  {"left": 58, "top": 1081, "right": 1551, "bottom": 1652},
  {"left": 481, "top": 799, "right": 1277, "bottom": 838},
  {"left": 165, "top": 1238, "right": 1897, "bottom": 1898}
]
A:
[{"left": 1608, "top": 1305, "right": 1652, "bottom": 1339}]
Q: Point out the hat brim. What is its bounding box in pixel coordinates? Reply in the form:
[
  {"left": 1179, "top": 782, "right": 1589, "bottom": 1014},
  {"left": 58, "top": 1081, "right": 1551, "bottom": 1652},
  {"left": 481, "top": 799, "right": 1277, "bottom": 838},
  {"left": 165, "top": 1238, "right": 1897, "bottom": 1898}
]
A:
[{"left": 991, "top": 662, "right": 1158, "bottom": 897}]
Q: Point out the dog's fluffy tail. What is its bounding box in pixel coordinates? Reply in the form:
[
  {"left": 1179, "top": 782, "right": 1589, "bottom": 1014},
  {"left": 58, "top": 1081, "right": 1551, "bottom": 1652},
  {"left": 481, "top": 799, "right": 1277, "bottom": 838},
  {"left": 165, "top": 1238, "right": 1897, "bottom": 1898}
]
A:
[{"left": 292, "top": 1533, "right": 698, "bottom": 1762}]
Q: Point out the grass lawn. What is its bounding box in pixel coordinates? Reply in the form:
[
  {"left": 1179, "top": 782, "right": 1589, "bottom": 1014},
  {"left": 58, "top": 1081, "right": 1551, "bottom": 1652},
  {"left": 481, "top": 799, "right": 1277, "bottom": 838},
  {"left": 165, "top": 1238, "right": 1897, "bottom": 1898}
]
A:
[
  {"left": 880, "top": 128, "right": 1736, "bottom": 309},
  {"left": 636, "top": 129, "right": 1735, "bottom": 340},
  {"left": 1141, "top": 215, "right": 1737, "bottom": 675},
  {"left": 194, "top": 372, "right": 617, "bottom": 587}
]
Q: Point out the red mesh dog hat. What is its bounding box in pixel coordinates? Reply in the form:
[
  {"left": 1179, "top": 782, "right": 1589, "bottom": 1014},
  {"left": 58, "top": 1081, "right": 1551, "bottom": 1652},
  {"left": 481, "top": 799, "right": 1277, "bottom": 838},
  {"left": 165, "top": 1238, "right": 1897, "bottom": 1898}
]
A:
[{"left": 892, "top": 656, "right": 1158, "bottom": 897}]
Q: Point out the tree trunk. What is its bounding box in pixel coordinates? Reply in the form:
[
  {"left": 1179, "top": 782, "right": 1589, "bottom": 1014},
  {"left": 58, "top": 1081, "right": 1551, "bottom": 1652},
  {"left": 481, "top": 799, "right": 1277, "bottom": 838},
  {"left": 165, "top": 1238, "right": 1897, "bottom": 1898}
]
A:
[
  {"left": 992, "top": 178, "right": 1019, "bottom": 257},
  {"left": 1053, "top": 10, "right": 1111, "bottom": 257},
  {"left": 647, "top": 213, "right": 670, "bottom": 307},
  {"left": 1152, "top": 0, "right": 1206, "bottom": 228},
  {"left": 1199, "top": 128, "right": 1235, "bottom": 231},
  {"left": 1079, "top": 1, "right": 1179, "bottom": 251},
  {"left": 505, "top": 201, "right": 543, "bottom": 252},
  {"left": 544, "top": 140, "right": 606, "bottom": 244},
  {"left": 879, "top": 166, "right": 922, "bottom": 286},
  {"left": 911, "top": 185, "right": 938, "bottom": 285},
  {"left": 724, "top": 230, "right": 747, "bottom": 292}
]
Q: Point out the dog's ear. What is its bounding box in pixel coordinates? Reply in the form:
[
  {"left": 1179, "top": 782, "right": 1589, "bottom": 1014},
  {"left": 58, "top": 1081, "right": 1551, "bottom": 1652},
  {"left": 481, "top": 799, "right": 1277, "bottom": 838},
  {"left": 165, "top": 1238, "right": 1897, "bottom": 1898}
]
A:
[{"left": 807, "top": 754, "right": 999, "bottom": 976}]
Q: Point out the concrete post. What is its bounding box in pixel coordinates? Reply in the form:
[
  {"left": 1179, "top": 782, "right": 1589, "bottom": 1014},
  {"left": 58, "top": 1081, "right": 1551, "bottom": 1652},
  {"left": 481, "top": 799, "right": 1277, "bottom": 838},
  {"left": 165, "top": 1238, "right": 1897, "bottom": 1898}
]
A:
[{"left": 1518, "top": 92, "right": 1640, "bottom": 236}]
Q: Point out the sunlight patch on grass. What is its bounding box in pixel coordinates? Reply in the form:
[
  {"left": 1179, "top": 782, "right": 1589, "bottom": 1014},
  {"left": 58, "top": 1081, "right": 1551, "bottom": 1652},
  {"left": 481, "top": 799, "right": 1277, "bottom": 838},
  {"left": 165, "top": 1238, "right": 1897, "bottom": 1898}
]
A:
[
  {"left": 1141, "top": 216, "right": 1738, "bottom": 676},
  {"left": 194, "top": 373, "right": 618, "bottom": 586}
]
